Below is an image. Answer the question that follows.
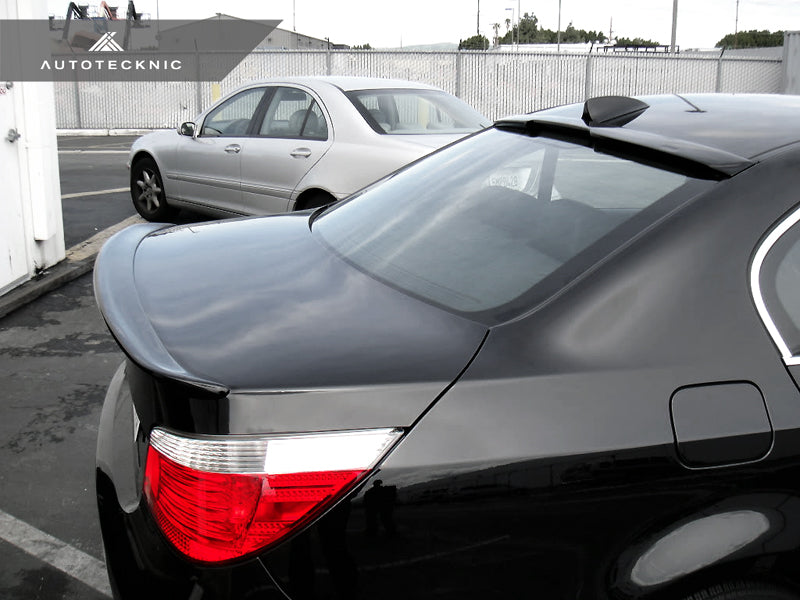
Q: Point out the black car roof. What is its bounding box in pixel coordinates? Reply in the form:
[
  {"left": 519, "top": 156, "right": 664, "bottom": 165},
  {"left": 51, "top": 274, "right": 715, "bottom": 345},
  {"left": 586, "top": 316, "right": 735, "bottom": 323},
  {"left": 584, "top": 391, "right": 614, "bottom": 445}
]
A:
[{"left": 496, "top": 94, "right": 800, "bottom": 177}]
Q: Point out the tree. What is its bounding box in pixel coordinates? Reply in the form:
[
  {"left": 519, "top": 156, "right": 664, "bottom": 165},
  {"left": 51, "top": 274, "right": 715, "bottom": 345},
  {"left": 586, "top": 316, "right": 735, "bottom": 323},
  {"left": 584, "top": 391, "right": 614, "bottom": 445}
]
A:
[
  {"left": 498, "top": 13, "right": 606, "bottom": 45},
  {"left": 517, "top": 12, "right": 539, "bottom": 42},
  {"left": 716, "top": 30, "right": 783, "bottom": 49},
  {"left": 352, "top": 43, "right": 373, "bottom": 50},
  {"left": 499, "top": 12, "right": 538, "bottom": 44},
  {"left": 615, "top": 37, "right": 660, "bottom": 47},
  {"left": 492, "top": 22, "right": 501, "bottom": 47},
  {"left": 459, "top": 34, "right": 490, "bottom": 50},
  {"left": 586, "top": 31, "right": 608, "bottom": 44}
]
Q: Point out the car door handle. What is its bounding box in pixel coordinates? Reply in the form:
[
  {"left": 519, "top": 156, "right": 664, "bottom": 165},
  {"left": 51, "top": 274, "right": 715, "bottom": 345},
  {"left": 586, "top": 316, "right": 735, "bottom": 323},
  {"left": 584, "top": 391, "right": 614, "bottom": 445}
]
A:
[
  {"left": 224, "top": 144, "right": 241, "bottom": 154},
  {"left": 290, "top": 147, "right": 312, "bottom": 158}
]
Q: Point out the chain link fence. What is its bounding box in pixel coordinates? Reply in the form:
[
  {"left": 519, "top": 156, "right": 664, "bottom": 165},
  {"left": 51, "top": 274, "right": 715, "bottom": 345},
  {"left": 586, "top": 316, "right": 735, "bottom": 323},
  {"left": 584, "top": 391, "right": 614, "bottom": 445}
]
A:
[{"left": 54, "top": 49, "right": 785, "bottom": 129}]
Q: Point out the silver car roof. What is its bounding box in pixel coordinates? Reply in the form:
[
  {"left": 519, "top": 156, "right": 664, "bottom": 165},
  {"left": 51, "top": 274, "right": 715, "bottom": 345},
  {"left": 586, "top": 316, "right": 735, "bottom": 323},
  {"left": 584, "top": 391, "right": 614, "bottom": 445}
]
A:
[{"left": 232, "top": 76, "right": 444, "bottom": 93}]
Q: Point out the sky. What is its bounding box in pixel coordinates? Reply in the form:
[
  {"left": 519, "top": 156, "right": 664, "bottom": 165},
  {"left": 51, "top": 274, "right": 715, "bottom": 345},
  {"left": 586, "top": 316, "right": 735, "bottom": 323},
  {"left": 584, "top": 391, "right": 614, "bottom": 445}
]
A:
[{"left": 46, "top": 0, "right": 800, "bottom": 50}]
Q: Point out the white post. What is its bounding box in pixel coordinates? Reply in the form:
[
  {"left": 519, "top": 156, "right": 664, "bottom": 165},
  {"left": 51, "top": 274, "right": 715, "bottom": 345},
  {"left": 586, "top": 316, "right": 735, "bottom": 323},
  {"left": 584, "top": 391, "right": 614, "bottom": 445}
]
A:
[
  {"left": 783, "top": 31, "right": 800, "bottom": 95},
  {"left": 0, "top": 0, "right": 65, "bottom": 294}
]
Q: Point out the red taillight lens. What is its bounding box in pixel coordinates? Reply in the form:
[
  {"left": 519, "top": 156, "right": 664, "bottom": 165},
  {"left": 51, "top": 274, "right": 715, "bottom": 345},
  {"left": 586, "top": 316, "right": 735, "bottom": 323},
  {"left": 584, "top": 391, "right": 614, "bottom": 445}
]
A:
[{"left": 143, "top": 427, "right": 402, "bottom": 563}]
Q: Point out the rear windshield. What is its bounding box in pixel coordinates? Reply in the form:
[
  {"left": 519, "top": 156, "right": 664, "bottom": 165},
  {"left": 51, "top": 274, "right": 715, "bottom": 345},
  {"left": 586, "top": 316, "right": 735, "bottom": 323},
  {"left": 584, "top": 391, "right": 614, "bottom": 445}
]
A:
[
  {"left": 347, "top": 89, "right": 490, "bottom": 135},
  {"left": 313, "top": 127, "right": 715, "bottom": 323}
]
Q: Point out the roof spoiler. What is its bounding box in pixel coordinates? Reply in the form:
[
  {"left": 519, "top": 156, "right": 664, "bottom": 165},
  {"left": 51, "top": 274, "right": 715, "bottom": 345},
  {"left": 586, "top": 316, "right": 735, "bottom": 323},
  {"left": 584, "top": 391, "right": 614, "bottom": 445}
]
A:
[{"left": 494, "top": 96, "right": 755, "bottom": 178}]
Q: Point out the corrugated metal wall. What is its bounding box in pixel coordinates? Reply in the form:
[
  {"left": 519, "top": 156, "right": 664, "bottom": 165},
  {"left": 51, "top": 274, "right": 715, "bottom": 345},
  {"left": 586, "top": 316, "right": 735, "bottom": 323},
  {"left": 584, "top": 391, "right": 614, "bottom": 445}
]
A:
[{"left": 54, "top": 50, "right": 784, "bottom": 129}]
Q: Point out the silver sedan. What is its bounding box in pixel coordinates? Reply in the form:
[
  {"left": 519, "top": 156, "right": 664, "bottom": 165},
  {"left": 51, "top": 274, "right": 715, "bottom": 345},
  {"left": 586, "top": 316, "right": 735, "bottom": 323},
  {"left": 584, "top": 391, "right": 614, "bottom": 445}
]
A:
[{"left": 128, "top": 76, "right": 490, "bottom": 220}]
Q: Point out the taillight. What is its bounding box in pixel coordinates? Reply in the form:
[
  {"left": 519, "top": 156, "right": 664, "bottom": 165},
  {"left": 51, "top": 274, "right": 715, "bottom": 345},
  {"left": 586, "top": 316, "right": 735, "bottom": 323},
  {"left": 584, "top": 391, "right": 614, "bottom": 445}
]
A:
[{"left": 144, "top": 427, "right": 402, "bottom": 563}]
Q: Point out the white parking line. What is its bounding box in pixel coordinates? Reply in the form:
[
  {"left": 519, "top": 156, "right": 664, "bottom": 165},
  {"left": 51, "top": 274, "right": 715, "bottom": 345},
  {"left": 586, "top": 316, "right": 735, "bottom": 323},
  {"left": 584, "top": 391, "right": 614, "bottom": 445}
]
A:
[
  {"left": 0, "top": 508, "right": 112, "bottom": 597},
  {"left": 61, "top": 188, "right": 128, "bottom": 200}
]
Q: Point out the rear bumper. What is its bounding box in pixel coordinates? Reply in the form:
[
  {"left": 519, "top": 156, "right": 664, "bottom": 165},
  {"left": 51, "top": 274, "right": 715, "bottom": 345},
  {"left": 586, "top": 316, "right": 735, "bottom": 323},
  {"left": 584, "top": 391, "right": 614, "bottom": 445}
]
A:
[{"left": 95, "top": 361, "right": 283, "bottom": 600}]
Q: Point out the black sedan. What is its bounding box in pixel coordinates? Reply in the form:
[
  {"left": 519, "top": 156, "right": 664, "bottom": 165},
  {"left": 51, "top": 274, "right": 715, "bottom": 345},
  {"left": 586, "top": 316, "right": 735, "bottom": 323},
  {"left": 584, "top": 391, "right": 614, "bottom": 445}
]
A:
[{"left": 95, "top": 93, "right": 800, "bottom": 600}]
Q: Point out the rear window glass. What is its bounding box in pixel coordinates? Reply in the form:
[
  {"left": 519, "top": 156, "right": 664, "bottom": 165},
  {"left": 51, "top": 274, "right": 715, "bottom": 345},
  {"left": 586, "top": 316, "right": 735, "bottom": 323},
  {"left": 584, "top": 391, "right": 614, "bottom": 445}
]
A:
[
  {"left": 313, "top": 128, "right": 715, "bottom": 322},
  {"left": 347, "top": 89, "right": 489, "bottom": 135}
]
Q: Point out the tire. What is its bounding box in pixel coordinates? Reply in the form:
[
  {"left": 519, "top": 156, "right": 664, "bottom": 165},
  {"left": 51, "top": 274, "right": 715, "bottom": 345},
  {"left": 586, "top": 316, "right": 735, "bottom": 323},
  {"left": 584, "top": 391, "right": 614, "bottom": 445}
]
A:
[
  {"left": 682, "top": 581, "right": 799, "bottom": 600},
  {"left": 131, "top": 157, "right": 174, "bottom": 221},
  {"left": 295, "top": 191, "right": 336, "bottom": 212}
]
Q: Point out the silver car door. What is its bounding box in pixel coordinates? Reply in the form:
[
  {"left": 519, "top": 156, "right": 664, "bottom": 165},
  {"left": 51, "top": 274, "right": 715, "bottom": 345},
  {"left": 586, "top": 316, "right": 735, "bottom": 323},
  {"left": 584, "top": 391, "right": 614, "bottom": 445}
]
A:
[
  {"left": 173, "top": 87, "right": 266, "bottom": 215},
  {"left": 239, "top": 87, "right": 332, "bottom": 215}
]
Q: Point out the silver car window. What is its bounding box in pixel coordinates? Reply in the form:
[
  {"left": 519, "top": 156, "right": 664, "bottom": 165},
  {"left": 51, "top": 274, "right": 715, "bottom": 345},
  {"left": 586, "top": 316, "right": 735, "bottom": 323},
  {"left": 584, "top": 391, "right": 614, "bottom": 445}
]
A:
[
  {"left": 347, "top": 89, "right": 489, "bottom": 135},
  {"left": 259, "top": 87, "right": 328, "bottom": 140},
  {"left": 201, "top": 88, "right": 265, "bottom": 137}
]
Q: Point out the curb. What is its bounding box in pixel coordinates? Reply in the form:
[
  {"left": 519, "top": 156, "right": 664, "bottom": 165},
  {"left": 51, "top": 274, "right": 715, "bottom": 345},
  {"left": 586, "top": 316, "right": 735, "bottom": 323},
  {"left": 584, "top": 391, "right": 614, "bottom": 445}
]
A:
[
  {"left": 56, "top": 129, "right": 158, "bottom": 137},
  {"left": 0, "top": 215, "right": 145, "bottom": 320}
]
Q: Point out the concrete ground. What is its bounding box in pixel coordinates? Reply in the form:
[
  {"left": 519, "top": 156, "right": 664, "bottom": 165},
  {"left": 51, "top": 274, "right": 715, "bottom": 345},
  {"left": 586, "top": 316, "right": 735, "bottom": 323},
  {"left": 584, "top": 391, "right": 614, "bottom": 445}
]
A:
[{"left": 0, "top": 135, "right": 208, "bottom": 599}]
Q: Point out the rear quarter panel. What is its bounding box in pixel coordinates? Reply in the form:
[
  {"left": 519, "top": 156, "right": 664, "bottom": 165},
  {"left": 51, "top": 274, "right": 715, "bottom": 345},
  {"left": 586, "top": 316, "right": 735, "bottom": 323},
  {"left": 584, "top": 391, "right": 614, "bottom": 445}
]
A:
[{"left": 293, "top": 138, "right": 436, "bottom": 203}]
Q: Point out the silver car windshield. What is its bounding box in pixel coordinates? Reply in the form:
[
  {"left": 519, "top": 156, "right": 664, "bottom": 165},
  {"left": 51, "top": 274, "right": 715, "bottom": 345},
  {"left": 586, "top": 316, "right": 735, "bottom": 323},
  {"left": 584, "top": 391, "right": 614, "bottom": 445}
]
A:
[
  {"left": 347, "top": 89, "right": 490, "bottom": 135},
  {"left": 313, "top": 128, "right": 715, "bottom": 322}
]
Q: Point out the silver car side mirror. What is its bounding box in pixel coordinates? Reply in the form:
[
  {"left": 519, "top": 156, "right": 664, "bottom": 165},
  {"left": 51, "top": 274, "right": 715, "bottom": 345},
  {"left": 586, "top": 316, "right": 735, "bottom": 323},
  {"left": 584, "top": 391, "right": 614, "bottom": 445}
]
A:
[{"left": 178, "top": 122, "right": 196, "bottom": 137}]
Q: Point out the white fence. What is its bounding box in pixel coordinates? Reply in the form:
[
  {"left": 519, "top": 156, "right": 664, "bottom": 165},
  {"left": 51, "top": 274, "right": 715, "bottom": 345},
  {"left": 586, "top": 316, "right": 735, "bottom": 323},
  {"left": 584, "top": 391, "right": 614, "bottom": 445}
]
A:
[{"left": 54, "top": 50, "right": 785, "bottom": 129}]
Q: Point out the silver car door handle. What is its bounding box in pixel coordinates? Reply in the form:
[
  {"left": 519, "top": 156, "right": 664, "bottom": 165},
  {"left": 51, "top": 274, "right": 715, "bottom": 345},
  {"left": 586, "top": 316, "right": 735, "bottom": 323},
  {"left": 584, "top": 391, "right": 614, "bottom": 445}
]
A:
[
  {"left": 290, "top": 147, "right": 312, "bottom": 158},
  {"left": 224, "top": 144, "right": 241, "bottom": 154}
]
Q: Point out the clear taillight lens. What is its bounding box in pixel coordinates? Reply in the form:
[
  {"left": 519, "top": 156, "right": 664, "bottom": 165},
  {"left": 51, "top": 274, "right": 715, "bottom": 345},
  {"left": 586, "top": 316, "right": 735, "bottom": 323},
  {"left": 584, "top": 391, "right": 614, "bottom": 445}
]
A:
[{"left": 144, "top": 427, "right": 403, "bottom": 563}]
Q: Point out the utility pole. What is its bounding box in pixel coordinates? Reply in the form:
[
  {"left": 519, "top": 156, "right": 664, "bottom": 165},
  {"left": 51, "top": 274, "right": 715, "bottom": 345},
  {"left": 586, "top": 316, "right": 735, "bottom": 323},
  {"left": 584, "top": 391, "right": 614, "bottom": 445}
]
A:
[
  {"left": 477, "top": 0, "right": 480, "bottom": 36},
  {"left": 557, "top": 0, "right": 562, "bottom": 53},
  {"left": 670, "top": 0, "right": 678, "bottom": 53},
  {"left": 734, "top": 0, "right": 740, "bottom": 49}
]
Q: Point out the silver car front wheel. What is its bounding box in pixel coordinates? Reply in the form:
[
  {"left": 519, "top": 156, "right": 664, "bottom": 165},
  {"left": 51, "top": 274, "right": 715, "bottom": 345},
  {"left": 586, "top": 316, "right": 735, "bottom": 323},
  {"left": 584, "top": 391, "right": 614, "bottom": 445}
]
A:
[{"left": 131, "top": 157, "right": 173, "bottom": 222}]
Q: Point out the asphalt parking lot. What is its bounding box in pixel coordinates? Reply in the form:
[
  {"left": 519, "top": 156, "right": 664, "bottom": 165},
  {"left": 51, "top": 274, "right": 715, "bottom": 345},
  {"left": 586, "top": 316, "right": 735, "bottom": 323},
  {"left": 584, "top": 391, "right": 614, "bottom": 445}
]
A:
[
  {"left": 57, "top": 136, "right": 136, "bottom": 248},
  {"left": 0, "top": 272, "right": 118, "bottom": 599},
  {"left": 0, "top": 135, "right": 208, "bottom": 599}
]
